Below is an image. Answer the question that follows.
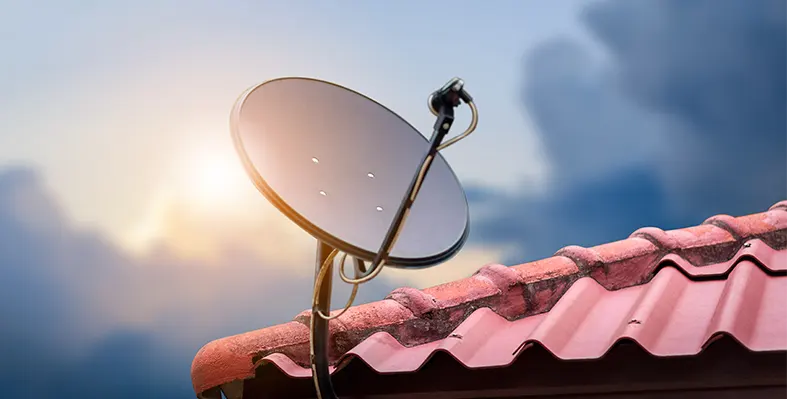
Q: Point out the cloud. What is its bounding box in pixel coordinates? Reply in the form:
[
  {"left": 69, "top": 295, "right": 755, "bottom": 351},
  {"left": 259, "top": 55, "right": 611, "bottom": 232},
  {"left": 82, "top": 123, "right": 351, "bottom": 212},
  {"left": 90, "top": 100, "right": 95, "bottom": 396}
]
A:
[
  {"left": 0, "top": 160, "right": 504, "bottom": 398},
  {"left": 469, "top": 0, "right": 786, "bottom": 261},
  {"left": 0, "top": 166, "right": 400, "bottom": 398},
  {"left": 522, "top": 38, "right": 671, "bottom": 188},
  {"left": 470, "top": 167, "right": 675, "bottom": 264},
  {"left": 581, "top": 0, "right": 786, "bottom": 217}
]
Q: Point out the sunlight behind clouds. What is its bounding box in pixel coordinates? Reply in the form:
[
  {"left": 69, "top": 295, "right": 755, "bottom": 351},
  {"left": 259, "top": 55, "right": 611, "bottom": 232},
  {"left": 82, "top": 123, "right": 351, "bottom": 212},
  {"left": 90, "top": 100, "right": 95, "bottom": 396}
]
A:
[
  {"left": 119, "top": 128, "right": 507, "bottom": 289},
  {"left": 123, "top": 137, "right": 316, "bottom": 273},
  {"left": 181, "top": 146, "right": 247, "bottom": 208}
]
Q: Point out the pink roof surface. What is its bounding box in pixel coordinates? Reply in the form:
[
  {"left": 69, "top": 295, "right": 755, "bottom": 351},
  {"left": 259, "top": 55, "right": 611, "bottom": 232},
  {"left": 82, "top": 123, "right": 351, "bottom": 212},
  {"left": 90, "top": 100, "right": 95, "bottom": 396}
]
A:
[{"left": 191, "top": 200, "right": 787, "bottom": 397}]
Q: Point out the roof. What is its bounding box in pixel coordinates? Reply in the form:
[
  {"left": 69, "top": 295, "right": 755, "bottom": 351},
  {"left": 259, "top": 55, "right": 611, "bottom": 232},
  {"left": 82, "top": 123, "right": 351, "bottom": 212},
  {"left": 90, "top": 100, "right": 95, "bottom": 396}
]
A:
[{"left": 191, "top": 200, "right": 787, "bottom": 398}]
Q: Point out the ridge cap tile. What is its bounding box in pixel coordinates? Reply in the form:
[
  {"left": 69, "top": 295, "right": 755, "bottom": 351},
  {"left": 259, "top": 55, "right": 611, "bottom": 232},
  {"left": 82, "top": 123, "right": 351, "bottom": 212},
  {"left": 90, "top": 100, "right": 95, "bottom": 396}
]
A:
[
  {"left": 553, "top": 245, "right": 603, "bottom": 273},
  {"left": 474, "top": 263, "right": 520, "bottom": 289},
  {"left": 703, "top": 214, "right": 745, "bottom": 240},
  {"left": 386, "top": 287, "right": 437, "bottom": 317},
  {"left": 630, "top": 226, "right": 679, "bottom": 250},
  {"left": 770, "top": 200, "right": 787, "bottom": 212},
  {"left": 510, "top": 256, "right": 580, "bottom": 283}
]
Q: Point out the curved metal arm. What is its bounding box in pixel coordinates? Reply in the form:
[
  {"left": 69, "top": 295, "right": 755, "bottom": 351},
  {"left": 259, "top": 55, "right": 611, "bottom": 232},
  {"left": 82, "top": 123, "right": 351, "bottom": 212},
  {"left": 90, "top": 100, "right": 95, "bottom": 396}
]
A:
[
  {"left": 314, "top": 252, "right": 359, "bottom": 320},
  {"left": 437, "top": 101, "right": 478, "bottom": 151},
  {"left": 345, "top": 108, "right": 451, "bottom": 283},
  {"left": 342, "top": 85, "right": 478, "bottom": 284}
]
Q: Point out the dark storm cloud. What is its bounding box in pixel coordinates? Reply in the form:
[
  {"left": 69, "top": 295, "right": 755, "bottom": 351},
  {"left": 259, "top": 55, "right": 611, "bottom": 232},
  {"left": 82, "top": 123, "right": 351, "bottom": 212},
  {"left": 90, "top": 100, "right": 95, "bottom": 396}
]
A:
[
  {"left": 469, "top": 0, "right": 786, "bottom": 261},
  {"left": 0, "top": 167, "right": 397, "bottom": 398},
  {"left": 582, "top": 0, "right": 786, "bottom": 216},
  {"left": 522, "top": 38, "right": 670, "bottom": 186},
  {"left": 470, "top": 167, "right": 675, "bottom": 264}
]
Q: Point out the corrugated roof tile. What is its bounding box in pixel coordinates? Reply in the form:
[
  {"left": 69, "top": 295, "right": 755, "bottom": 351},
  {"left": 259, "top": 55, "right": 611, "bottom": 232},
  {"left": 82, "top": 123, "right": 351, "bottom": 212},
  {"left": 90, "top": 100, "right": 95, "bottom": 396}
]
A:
[
  {"left": 257, "top": 259, "right": 785, "bottom": 378},
  {"left": 191, "top": 200, "right": 787, "bottom": 396}
]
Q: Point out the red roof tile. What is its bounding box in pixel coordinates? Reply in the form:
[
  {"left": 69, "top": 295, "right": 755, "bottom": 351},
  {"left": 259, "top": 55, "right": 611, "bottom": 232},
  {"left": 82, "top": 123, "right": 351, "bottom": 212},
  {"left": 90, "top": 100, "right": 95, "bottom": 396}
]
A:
[{"left": 191, "top": 201, "right": 787, "bottom": 397}]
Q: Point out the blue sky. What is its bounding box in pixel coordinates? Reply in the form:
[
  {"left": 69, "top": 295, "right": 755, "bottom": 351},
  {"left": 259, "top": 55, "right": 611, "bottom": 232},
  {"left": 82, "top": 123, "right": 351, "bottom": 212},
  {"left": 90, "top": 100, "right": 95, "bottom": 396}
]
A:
[
  {"left": 0, "top": 0, "right": 590, "bottom": 241},
  {"left": 1, "top": 0, "right": 784, "bottom": 397}
]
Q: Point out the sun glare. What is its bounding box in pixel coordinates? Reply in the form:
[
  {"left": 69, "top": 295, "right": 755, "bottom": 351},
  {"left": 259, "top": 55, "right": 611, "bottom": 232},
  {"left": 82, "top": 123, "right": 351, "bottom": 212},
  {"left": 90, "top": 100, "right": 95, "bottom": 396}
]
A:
[
  {"left": 123, "top": 137, "right": 315, "bottom": 267},
  {"left": 123, "top": 141, "right": 256, "bottom": 255},
  {"left": 182, "top": 147, "right": 249, "bottom": 209}
]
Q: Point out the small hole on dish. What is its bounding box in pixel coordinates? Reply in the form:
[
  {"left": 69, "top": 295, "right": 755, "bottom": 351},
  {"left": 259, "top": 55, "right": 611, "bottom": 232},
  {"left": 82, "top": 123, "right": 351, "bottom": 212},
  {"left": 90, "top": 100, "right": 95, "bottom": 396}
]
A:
[
  {"left": 376, "top": 206, "right": 383, "bottom": 212},
  {"left": 367, "top": 172, "right": 375, "bottom": 179},
  {"left": 311, "top": 157, "right": 319, "bottom": 164},
  {"left": 319, "top": 190, "right": 327, "bottom": 196}
]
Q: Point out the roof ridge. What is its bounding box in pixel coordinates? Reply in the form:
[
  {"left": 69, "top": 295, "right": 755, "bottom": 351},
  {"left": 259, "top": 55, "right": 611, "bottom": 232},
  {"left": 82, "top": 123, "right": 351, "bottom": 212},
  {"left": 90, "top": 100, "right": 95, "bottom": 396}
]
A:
[
  {"left": 333, "top": 203, "right": 784, "bottom": 313},
  {"left": 256, "top": 258, "right": 786, "bottom": 377},
  {"left": 280, "top": 203, "right": 787, "bottom": 358}
]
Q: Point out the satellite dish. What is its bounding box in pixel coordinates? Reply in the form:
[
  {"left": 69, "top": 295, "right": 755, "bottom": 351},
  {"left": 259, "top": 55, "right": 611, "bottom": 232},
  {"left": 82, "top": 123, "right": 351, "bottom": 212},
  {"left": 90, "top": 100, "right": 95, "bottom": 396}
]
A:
[
  {"left": 232, "top": 77, "right": 468, "bottom": 267},
  {"left": 231, "top": 76, "right": 478, "bottom": 399}
]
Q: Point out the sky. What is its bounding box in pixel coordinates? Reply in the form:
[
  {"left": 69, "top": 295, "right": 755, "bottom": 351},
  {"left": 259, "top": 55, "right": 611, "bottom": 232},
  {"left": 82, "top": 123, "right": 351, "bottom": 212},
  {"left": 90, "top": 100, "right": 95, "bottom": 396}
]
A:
[{"left": 0, "top": 0, "right": 784, "bottom": 398}]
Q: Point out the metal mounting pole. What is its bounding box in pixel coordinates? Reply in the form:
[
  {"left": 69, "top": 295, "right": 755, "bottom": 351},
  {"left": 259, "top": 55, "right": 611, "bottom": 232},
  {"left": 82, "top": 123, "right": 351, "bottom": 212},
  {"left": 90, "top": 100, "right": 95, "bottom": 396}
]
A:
[{"left": 311, "top": 241, "right": 338, "bottom": 399}]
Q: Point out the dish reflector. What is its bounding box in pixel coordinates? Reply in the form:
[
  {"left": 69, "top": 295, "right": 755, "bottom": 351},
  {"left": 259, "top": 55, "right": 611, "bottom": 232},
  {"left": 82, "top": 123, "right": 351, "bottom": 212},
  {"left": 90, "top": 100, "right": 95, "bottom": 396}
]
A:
[{"left": 231, "top": 77, "right": 469, "bottom": 268}]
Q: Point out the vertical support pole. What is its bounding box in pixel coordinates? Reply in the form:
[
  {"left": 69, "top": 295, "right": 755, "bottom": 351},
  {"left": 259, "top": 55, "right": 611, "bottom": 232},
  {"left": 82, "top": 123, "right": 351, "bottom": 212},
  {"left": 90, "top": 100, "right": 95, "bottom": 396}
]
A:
[
  {"left": 311, "top": 241, "right": 338, "bottom": 399},
  {"left": 315, "top": 241, "right": 333, "bottom": 292}
]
